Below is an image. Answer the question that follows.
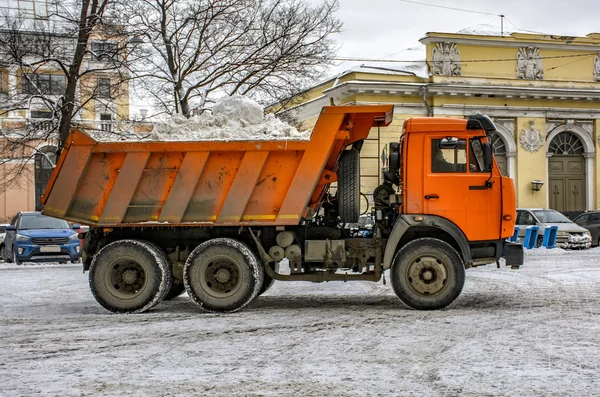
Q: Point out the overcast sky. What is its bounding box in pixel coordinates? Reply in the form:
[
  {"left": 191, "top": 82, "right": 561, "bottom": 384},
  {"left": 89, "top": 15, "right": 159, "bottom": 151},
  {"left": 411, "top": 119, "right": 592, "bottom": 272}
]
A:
[{"left": 326, "top": 0, "right": 600, "bottom": 76}]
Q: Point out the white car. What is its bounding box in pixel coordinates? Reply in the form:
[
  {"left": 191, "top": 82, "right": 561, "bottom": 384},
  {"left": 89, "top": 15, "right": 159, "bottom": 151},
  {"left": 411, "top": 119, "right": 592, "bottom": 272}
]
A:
[
  {"left": 0, "top": 223, "right": 10, "bottom": 260},
  {"left": 516, "top": 208, "right": 592, "bottom": 249}
]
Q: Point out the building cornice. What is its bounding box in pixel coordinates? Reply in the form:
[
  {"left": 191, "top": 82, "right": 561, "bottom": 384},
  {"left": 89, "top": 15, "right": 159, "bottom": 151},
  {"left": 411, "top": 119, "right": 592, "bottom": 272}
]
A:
[
  {"left": 323, "top": 80, "right": 426, "bottom": 99},
  {"left": 428, "top": 83, "right": 600, "bottom": 101},
  {"left": 435, "top": 104, "right": 600, "bottom": 119},
  {"left": 420, "top": 33, "right": 600, "bottom": 52}
]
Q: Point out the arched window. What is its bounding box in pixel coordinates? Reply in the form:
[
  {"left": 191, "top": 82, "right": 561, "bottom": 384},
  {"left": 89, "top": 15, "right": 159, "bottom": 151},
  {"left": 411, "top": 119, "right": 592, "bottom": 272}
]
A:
[
  {"left": 35, "top": 146, "right": 57, "bottom": 211},
  {"left": 548, "top": 132, "right": 584, "bottom": 155},
  {"left": 490, "top": 132, "right": 508, "bottom": 176}
]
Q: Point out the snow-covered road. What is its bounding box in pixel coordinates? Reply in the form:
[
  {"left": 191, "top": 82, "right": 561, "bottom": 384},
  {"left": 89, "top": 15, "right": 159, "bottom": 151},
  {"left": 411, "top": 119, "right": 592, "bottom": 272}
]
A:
[{"left": 1, "top": 248, "right": 599, "bottom": 396}]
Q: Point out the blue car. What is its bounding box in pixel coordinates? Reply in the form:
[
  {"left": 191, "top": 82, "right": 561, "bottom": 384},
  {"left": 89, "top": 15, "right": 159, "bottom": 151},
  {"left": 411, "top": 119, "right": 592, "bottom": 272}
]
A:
[{"left": 3, "top": 212, "right": 81, "bottom": 264}]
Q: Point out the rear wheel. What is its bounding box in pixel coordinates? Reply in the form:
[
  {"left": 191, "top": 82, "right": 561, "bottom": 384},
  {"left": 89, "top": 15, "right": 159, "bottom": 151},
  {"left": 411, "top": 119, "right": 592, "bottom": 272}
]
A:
[
  {"left": 184, "top": 238, "right": 264, "bottom": 313},
  {"left": 390, "top": 238, "right": 465, "bottom": 310},
  {"left": 89, "top": 240, "right": 170, "bottom": 313},
  {"left": 0, "top": 244, "right": 5, "bottom": 261}
]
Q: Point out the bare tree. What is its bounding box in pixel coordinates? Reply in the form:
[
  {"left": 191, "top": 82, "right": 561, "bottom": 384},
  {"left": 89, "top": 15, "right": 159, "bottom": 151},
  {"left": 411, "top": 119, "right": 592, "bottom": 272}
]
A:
[
  {"left": 124, "top": 0, "right": 341, "bottom": 117},
  {"left": 0, "top": 0, "right": 134, "bottom": 195}
]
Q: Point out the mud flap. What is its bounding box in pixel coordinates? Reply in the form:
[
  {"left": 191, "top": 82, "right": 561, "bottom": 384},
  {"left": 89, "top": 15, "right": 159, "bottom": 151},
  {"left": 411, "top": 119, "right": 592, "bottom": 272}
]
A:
[{"left": 502, "top": 242, "right": 524, "bottom": 269}]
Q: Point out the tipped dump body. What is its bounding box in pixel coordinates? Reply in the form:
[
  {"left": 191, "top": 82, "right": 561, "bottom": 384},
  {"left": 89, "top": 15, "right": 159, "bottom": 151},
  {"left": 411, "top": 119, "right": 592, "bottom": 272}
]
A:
[{"left": 42, "top": 105, "right": 394, "bottom": 227}]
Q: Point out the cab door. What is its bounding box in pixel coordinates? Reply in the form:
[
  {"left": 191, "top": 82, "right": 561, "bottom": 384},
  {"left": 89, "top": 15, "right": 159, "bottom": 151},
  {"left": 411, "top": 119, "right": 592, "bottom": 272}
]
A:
[{"left": 422, "top": 135, "right": 502, "bottom": 242}]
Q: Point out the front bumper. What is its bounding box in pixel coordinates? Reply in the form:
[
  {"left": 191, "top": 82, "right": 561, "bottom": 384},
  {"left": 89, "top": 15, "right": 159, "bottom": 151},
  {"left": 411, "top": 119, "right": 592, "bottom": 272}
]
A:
[
  {"left": 556, "top": 233, "right": 591, "bottom": 250},
  {"left": 14, "top": 242, "right": 81, "bottom": 263},
  {"left": 502, "top": 241, "right": 524, "bottom": 268}
]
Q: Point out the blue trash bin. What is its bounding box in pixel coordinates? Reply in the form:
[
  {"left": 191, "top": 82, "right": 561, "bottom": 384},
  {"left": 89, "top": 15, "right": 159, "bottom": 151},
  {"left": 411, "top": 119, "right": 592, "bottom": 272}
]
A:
[
  {"left": 542, "top": 225, "right": 558, "bottom": 249},
  {"left": 523, "top": 225, "right": 539, "bottom": 249}
]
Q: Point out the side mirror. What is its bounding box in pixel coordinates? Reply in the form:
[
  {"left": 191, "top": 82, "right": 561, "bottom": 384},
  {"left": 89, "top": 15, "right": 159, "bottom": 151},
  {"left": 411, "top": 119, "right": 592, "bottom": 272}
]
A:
[
  {"left": 6, "top": 225, "right": 15, "bottom": 231},
  {"left": 482, "top": 142, "right": 493, "bottom": 172}
]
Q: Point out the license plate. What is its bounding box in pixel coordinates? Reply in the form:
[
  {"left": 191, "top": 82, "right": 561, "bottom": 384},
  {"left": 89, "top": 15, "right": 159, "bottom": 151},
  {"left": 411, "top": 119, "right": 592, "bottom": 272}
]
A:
[{"left": 40, "top": 245, "right": 61, "bottom": 253}]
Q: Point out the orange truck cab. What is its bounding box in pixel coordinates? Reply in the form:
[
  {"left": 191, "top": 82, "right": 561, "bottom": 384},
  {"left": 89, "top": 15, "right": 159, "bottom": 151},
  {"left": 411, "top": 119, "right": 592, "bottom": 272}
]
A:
[{"left": 42, "top": 105, "right": 523, "bottom": 314}]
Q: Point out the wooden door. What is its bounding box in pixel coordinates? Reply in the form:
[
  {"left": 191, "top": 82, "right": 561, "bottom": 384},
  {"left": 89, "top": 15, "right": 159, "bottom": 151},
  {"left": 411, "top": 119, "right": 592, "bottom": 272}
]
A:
[{"left": 548, "top": 155, "right": 585, "bottom": 211}]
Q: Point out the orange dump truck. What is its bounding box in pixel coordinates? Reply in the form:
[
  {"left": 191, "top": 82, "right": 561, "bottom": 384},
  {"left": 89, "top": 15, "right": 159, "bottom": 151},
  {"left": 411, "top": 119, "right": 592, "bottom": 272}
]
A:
[{"left": 42, "top": 105, "right": 523, "bottom": 313}]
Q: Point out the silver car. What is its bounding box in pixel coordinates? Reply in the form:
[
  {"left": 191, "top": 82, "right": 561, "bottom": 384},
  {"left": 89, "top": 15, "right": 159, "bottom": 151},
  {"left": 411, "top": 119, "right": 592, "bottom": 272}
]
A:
[{"left": 516, "top": 208, "right": 591, "bottom": 249}]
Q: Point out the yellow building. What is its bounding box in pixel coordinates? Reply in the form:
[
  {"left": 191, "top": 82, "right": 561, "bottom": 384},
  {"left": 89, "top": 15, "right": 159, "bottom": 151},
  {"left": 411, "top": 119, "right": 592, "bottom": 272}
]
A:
[
  {"left": 0, "top": 30, "right": 131, "bottom": 220},
  {"left": 283, "top": 32, "right": 600, "bottom": 214}
]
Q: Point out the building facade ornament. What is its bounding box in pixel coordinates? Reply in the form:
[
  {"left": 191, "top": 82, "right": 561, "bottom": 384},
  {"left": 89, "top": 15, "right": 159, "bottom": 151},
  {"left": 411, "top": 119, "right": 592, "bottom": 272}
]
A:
[
  {"left": 431, "top": 42, "right": 461, "bottom": 76},
  {"left": 546, "top": 119, "right": 593, "bottom": 138},
  {"left": 516, "top": 47, "right": 543, "bottom": 80},
  {"left": 594, "top": 52, "right": 600, "bottom": 81},
  {"left": 579, "top": 121, "right": 593, "bottom": 136},
  {"left": 519, "top": 120, "right": 544, "bottom": 152},
  {"left": 494, "top": 118, "right": 515, "bottom": 140}
]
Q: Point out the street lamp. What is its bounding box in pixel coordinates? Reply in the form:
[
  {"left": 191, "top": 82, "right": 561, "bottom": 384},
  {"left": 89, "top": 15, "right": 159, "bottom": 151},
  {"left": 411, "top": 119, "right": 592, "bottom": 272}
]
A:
[{"left": 531, "top": 179, "right": 544, "bottom": 193}]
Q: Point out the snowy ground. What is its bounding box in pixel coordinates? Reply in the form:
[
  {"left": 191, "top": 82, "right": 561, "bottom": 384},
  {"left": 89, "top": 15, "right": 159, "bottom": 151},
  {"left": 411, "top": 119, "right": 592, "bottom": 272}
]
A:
[{"left": 1, "top": 248, "right": 599, "bottom": 397}]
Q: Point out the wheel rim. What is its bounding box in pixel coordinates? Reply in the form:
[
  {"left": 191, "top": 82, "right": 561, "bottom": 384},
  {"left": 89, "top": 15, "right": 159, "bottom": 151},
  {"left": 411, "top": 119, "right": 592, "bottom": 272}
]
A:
[
  {"left": 404, "top": 255, "right": 449, "bottom": 297},
  {"left": 104, "top": 256, "right": 148, "bottom": 300},
  {"left": 196, "top": 255, "right": 243, "bottom": 298}
]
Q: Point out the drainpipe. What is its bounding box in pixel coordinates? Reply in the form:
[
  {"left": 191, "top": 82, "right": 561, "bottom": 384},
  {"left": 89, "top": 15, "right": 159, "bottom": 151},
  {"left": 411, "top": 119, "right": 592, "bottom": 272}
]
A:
[{"left": 420, "top": 85, "right": 432, "bottom": 117}]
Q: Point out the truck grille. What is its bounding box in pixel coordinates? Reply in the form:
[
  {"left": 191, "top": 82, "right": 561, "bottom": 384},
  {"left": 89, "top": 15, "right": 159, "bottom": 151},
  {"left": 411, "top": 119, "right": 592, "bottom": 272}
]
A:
[{"left": 32, "top": 237, "right": 68, "bottom": 245}]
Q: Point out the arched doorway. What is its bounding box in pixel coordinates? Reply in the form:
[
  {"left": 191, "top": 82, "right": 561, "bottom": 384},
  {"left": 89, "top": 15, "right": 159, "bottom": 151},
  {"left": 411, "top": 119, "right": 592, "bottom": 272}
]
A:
[
  {"left": 548, "top": 132, "right": 585, "bottom": 211},
  {"left": 34, "top": 145, "right": 57, "bottom": 211}
]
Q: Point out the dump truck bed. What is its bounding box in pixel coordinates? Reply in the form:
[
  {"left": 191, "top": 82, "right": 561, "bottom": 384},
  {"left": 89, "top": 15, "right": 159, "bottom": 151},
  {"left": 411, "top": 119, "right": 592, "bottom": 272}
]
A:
[{"left": 41, "top": 105, "right": 393, "bottom": 227}]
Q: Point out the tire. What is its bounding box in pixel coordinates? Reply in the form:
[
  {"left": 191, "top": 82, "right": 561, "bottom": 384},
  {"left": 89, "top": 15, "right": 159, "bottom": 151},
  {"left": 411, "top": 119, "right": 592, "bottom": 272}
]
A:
[
  {"left": 338, "top": 148, "right": 360, "bottom": 223},
  {"left": 5, "top": 245, "right": 12, "bottom": 263},
  {"left": 89, "top": 240, "right": 170, "bottom": 314},
  {"left": 536, "top": 235, "right": 544, "bottom": 248},
  {"left": 184, "top": 238, "right": 264, "bottom": 313},
  {"left": 0, "top": 244, "right": 4, "bottom": 261},
  {"left": 142, "top": 241, "right": 173, "bottom": 302},
  {"left": 13, "top": 249, "right": 20, "bottom": 265},
  {"left": 390, "top": 238, "right": 465, "bottom": 310},
  {"left": 163, "top": 282, "right": 186, "bottom": 300}
]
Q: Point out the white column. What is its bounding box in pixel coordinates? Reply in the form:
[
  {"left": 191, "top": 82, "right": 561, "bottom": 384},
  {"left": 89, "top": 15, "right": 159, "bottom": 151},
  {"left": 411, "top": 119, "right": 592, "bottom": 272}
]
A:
[{"left": 584, "top": 153, "right": 594, "bottom": 210}]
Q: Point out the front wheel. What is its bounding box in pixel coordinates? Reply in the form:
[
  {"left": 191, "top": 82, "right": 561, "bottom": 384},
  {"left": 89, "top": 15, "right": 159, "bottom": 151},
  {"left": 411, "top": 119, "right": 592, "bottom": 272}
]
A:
[
  {"left": 184, "top": 238, "right": 264, "bottom": 313},
  {"left": 89, "top": 240, "right": 171, "bottom": 313},
  {"left": 390, "top": 238, "right": 465, "bottom": 310}
]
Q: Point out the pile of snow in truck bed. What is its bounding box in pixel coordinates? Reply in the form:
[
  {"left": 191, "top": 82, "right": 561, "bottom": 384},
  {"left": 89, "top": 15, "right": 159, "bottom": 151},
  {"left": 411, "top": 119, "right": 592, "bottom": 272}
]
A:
[{"left": 97, "top": 95, "right": 310, "bottom": 142}]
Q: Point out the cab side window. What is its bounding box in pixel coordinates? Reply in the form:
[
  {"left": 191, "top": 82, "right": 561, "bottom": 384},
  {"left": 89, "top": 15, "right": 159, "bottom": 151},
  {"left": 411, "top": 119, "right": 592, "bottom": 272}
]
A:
[
  {"left": 575, "top": 214, "right": 589, "bottom": 226},
  {"left": 589, "top": 213, "right": 600, "bottom": 224},
  {"left": 431, "top": 139, "right": 466, "bottom": 173},
  {"left": 517, "top": 211, "right": 536, "bottom": 225}
]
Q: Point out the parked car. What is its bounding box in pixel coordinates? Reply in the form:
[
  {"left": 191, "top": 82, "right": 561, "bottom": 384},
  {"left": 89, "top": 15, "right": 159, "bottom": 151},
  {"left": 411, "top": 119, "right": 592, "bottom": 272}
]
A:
[
  {"left": 516, "top": 208, "right": 592, "bottom": 249},
  {"left": 0, "top": 223, "right": 10, "bottom": 260},
  {"left": 573, "top": 211, "right": 600, "bottom": 247},
  {"left": 3, "top": 212, "right": 81, "bottom": 265}
]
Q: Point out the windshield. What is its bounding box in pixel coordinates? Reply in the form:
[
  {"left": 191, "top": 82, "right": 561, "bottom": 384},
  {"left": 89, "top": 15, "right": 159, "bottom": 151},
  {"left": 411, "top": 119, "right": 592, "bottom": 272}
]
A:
[
  {"left": 532, "top": 210, "right": 572, "bottom": 223},
  {"left": 18, "top": 214, "right": 70, "bottom": 230}
]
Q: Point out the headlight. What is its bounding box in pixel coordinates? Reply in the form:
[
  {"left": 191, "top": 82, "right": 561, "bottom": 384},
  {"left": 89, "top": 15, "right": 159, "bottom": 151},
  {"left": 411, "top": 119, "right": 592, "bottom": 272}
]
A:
[
  {"left": 68, "top": 233, "right": 79, "bottom": 241},
  {"left": 557, "top": 231, "right": 569, "bottom": 237},
  {"left": 15, "top": 233, "right": 30, "bottom": 241}
]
